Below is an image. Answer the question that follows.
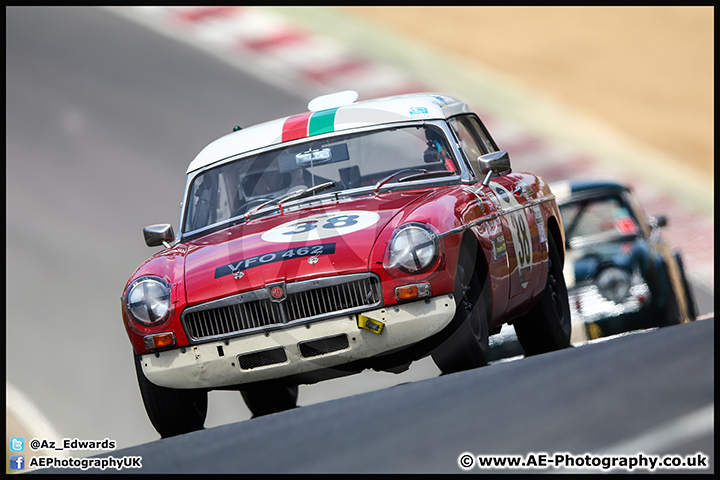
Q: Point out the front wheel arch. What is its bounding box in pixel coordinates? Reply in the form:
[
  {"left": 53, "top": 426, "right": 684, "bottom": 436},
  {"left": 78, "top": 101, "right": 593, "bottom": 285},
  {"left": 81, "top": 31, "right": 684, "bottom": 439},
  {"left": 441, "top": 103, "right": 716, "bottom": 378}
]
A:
[
  {"left": 431, "top": 235, "right": 491, "bottom": 374},
  {"left": 133, "top": 353, "right": 208, "bottom": 438}
]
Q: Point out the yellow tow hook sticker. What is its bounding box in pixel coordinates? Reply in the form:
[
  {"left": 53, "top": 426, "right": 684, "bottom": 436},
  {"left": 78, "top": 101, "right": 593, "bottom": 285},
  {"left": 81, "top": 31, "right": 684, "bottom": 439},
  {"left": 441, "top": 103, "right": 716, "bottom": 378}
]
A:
[{"left": 358, "top": 314, "right": 384, "bottom": 334}]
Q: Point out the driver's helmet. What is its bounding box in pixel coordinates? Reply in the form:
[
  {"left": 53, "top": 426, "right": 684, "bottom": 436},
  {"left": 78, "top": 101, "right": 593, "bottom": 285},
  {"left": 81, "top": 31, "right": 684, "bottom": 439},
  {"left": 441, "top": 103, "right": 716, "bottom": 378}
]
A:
[{"left": 424, "top": 127, "right": 457, "bottom": 172}]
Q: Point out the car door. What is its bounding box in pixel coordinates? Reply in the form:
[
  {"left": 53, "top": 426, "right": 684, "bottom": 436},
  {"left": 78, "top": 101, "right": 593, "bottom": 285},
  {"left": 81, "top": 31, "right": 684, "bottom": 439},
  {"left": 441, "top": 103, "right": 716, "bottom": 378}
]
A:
[
  {"left": 486, "top": 176, "right": 541, "bottom": 299},
  {"left": 449, "top": 114, "right": 541, "bottom": 301}
]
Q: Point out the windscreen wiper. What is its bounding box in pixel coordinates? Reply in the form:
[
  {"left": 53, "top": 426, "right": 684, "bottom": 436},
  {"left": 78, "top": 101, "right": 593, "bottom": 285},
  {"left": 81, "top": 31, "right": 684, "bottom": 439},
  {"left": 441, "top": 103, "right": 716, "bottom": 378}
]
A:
[
  {"left": 374, "top": 168, "right": 428, "bottom": 192},
  {"left": 245, "top": 181, "right": 337, "bottom": 220},
  {"left": 282, "top": 181, "right": 336, "bottom": 204},
  {"left": 374, "top": 169, "right": 458, "bottom": 192},
  {"left": 397, "top": 169, "right": 457, "bottom": 182}
]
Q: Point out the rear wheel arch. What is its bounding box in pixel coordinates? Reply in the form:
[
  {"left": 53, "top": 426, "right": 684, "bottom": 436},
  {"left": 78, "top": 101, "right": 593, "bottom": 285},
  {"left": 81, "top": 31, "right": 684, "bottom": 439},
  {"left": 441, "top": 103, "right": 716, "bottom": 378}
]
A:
[{"left": 512, "top": 229, "right": 572, "bottom": 355}]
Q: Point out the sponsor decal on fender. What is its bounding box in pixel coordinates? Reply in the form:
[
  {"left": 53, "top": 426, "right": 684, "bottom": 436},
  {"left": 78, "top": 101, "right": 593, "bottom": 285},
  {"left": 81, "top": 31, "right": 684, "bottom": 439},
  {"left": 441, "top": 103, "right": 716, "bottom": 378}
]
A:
[
  {"left": 491, "top": 234, "right": 507, "bottom": 259},
  {"left": 494, "top": 185, "right": 511, "bottom": 202}
]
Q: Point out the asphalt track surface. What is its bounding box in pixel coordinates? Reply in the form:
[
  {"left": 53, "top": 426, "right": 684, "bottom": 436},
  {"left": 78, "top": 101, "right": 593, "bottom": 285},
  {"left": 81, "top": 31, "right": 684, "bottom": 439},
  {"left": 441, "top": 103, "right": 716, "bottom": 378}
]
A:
[
  {"left": 6, "top": 6, "right": 714, "bottom": 474},
  {"left": 29, "top": 319, "right": 715, "bottom": 474}
]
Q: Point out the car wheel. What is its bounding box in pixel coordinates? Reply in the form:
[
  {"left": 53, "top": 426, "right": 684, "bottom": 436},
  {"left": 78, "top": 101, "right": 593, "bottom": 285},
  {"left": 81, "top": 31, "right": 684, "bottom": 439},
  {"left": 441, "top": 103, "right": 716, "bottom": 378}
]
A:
[
  {"left": 677, "top": 257, "right": 698, "bottom": 321},
  {"left": 133, "top": 353, "right": 207, "bottom": 438},
  {"left": 431, "top": 246, "right": 490, "bottom": 374},
  {"left": 241, "top": 382, "right": 299, "bottom": 418},
  {"left": 513, "top": 234, "right": 572, "bottom": 355},
  {"left": 661, "top": 281, "right": 684, "bottom": 327},
  {"left": 659, "top": 253, "right": 694, "bottom": 326}
]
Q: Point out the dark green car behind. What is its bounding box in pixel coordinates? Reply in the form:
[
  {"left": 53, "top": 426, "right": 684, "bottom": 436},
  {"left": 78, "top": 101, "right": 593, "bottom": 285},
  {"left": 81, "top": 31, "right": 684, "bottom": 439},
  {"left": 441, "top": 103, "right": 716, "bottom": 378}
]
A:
[{"left": 555, "top": 179, "right": 696, "bottom": 341}]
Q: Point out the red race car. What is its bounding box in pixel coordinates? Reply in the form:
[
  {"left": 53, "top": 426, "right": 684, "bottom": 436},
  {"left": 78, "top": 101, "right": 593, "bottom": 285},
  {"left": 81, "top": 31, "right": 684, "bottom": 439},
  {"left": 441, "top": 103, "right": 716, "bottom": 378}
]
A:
[{"left": 122, "top": 91, "right": 571, "bottom": 437}]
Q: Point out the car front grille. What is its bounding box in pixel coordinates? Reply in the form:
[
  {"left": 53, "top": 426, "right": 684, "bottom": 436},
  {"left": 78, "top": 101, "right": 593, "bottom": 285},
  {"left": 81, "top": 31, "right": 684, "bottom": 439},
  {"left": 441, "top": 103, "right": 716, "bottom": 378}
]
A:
[
  {"left": 568, "top": 274, "right": 650, "bottom": 323},
  {"left": 181, "top": 273, "right": 382, "bottom": 342}
]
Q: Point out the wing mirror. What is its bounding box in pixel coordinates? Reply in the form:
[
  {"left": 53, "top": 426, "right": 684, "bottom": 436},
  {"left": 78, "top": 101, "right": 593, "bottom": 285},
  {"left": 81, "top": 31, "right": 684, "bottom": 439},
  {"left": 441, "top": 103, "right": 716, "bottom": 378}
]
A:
[
  {"left": 648, "top": 215, "right": 667, "bottom": 242},
  {"left": 143, "top": 224, "right": 175, "bottom": 248},
  {"left": 648, "top": 215, "right": 668, "bottom": 229},
  {"left": 477, "top": 150, "right": 512, "bottom": 186}
]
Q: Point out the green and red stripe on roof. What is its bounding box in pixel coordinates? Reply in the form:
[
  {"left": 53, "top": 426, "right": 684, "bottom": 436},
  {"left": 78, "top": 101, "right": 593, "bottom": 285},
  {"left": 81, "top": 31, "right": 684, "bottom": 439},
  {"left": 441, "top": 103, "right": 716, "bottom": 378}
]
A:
[{"left": 281, "top": 108, "right": 339, "bottom": 142}]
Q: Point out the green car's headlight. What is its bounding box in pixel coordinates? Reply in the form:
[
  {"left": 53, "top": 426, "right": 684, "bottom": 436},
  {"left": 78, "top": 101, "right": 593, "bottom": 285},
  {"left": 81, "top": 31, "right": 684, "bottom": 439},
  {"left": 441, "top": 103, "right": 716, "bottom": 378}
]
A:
[
  {"left": 125, "top": 276, "right": 172, "bottom": 325},
  {"left": 596, "top": 267, "right": 631, "bottom": 303}
]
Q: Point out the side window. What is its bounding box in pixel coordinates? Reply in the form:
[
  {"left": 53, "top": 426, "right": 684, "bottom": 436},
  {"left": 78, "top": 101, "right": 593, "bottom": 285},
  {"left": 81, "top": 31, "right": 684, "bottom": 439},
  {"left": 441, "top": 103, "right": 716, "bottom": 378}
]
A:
[{"left": 449, "top": 115, "right": 498, "bottom": 178}]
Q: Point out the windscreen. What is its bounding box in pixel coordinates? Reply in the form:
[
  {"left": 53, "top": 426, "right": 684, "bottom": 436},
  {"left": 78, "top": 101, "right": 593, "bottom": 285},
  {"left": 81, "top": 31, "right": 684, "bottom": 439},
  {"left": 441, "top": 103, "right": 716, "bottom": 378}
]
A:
[
  {"left": 182, "top": 125, "right": 457, "bottom": 234},
  {"left": 560, "top": 195, "right": 640, "bottom": 246}
]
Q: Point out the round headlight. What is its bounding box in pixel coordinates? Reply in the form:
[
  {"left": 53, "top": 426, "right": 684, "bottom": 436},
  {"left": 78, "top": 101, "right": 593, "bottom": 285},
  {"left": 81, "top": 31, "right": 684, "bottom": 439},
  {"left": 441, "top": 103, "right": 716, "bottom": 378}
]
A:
[
  {"left": 596, "top": 267, "right": 631, "bottom": 303},
  {"left": 125, "top": 276, "right": 172, "bottom": 325},
  {"left": 388, "top": 223, "right": 438, "bottom": 274}
]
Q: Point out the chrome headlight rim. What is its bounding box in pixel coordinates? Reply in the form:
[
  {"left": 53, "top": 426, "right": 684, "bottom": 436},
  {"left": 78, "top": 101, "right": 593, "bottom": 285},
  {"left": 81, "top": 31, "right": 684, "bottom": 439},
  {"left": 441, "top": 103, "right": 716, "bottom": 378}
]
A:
[
  {"left": 386, "top": 222, "right": 440, "bottom": 275},
  {"left": 124, "top": 275, "right": 173, "bottom": 326},
  {"left": 596, "top": 266, "right": 632, "bottom": 303}
]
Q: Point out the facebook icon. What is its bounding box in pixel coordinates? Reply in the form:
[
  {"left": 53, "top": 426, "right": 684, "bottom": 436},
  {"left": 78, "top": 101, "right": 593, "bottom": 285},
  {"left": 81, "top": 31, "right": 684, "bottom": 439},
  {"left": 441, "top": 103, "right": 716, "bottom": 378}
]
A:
[{"left": 10, "top": 455, "right": 25, "bottom": 471}]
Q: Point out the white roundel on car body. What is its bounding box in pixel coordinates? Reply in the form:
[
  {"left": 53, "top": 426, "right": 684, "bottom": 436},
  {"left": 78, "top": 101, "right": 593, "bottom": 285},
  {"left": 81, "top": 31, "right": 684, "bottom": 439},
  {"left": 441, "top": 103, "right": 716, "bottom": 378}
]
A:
[
  {"left": 489, "top": 181, "right": 533, "bottom": 288},
  {"left": 262, "top": 210, "right": 381, "bottom": 243}
]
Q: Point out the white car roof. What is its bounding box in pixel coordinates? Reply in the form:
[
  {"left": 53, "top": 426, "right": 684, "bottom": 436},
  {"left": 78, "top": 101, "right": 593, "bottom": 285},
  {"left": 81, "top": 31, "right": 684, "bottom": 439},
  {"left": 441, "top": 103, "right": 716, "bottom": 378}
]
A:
[{"left": 186, "top": 92, "right": 473, "bottom": 173}]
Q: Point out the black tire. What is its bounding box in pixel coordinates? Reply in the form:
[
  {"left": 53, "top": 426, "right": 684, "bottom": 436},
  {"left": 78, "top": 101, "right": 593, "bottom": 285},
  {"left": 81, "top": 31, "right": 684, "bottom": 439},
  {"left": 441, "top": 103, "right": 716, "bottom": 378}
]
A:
[
  {"left": 134, "top": 353, "right": 207, "bottom": 438},
  {"left": 241, "top": 382, "right": 299, "bottom": 418},
  {"left": 677, "top": 257, "right": 698, "bottom": 322},
  {"left": 661, "top": 285, "right": 684, "bottom": 327},
  {"left": 660, "top": 254, "right": 694, "bottom": 327},
  {"left": 513, "top": 234, "right": 572, "bottom": 355},
  {"left": 431, "top": 246, "right": 490, "bottom": 374}
]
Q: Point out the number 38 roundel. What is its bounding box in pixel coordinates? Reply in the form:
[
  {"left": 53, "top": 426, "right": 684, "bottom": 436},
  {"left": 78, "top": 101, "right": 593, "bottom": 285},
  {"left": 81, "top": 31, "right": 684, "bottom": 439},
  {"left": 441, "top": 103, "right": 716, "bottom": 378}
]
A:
[{"left": 261, "top": 210, "right": 381, "bottom": 243}]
